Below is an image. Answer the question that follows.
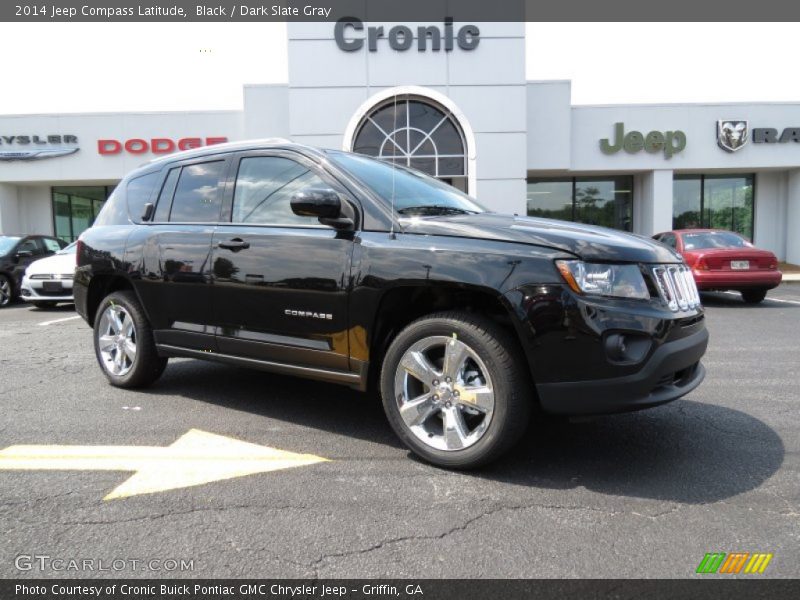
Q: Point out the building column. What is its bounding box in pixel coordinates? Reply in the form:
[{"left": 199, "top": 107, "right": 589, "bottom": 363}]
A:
[
  {"left": 786, "top": 169, "right": 800, "bottom": 266},
  {"left": 635, "top": 170, "right": 673, "bottom": 236},
  {"left": 0, "top": 184, "right": 20, "bottom": 234}
]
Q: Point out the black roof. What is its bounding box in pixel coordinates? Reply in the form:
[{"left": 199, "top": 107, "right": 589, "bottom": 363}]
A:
[{"left": 143, "top": 138, "right": 324, "bottom": 170}]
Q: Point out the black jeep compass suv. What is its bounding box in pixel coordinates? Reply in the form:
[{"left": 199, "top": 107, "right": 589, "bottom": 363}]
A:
[{"left": 75, "top": 140, "right": 708, "bottom": 468}]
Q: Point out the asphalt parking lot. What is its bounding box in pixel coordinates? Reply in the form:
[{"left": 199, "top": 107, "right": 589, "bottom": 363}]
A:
[{"left": 1, "top": 286, "right": 799, "bottom": 579}]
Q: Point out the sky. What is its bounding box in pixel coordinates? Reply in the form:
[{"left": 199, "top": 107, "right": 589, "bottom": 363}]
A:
[{"left": 1, "top": 22, "right": 799, "bottom": 114}]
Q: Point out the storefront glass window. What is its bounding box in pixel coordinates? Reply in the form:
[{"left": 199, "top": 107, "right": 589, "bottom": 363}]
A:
[
  {"left": 526, "top": 176, "right": 633, "bottom": 231},
  {"left": 526, "top": 179, "right": 572, "bottom": 221},
  {"left": 575, "top": 177, "right": 633, "bottom": 231},
  {"left": 673, "top": 176, "right": 702, "bottom": 229},
  {"left": 51, "top": 186, "right": 115, "bottom": 242},
  {"left": 672, "top": 175, "right": 754, "bottom": 240}
]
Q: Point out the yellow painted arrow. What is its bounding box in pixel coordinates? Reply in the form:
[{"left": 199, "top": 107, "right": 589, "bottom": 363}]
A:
[{"left": 0, "top": 429, "right": 328, "bottom": 500}]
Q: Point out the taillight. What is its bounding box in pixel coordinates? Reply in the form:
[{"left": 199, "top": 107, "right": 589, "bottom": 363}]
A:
[{"left": 695, "top": 257, "right": 708, "bottom": 271}]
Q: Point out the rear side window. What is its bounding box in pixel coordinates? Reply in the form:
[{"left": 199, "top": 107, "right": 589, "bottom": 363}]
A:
[
  {"left": 169, "top": 161, "right": 226, "bottom": 223},
  {"left": 92, "top": 185, "right": 127, "bottom": 227},
  {"left": 126, "top": 172, "right": 159, "bottom": 222}
]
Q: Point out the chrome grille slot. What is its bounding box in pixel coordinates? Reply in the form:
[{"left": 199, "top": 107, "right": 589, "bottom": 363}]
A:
[
  {"left": 29, "top": 273, "right": 72, "bottom": 280},
  {"left": 651, "top": 265, "right": 701, "bottom": 312}
]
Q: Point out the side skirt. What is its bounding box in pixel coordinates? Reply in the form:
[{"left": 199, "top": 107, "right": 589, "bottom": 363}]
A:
[{"left": 155, "top": 343, "right": 367, "bottom": 391}]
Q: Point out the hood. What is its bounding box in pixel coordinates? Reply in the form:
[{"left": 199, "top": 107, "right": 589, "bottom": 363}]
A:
[
  {"left": 25, "top": 252, "right": 76, "bottom": 276},
  {"left": 400, "top": 213, "right": 681, "bottom": 263}
]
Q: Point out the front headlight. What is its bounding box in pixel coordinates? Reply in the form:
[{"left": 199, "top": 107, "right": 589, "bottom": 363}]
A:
[{"left": 555, "top": 260, "right": 649, "bottom": 300}]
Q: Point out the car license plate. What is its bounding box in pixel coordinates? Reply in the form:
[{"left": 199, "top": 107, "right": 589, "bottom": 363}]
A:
[
  {"left": 42, "top": 281, "right": 63, "bottom": 292},
  {"left": 731, "top": 260, "right": 750, "bottom": 270}
]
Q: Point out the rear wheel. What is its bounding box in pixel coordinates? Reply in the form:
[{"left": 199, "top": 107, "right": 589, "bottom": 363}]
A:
[
  {"left": 0, "top": 274, "right": 13, "bottom": 307},
  {"left": 93, "top": 290, "right": 167, "bottom": 388},
  {"left": 380, "top": 311, "right": 531, "bottom": 469},
  {"left": 741, "top": 288, "right": 768, "bottom": 304}
]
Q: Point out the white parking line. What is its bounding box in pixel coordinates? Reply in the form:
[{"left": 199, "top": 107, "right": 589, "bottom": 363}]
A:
[
  {"left": 38, "top": 315, "right": 81, "bottom": 327},
  {"left": 719, "top": 291, "right": 800, "bottom": 305}
]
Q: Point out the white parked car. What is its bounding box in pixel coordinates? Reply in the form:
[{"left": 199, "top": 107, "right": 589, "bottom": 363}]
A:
[{"left": 21, "top": 242, "right": 76, "bottom": 308}]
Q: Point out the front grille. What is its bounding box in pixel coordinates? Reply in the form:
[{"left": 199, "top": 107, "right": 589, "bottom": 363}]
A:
[
  {"left": 29, "top": 274, "right": 73, "bottom": 280},
  {"left": 651, "top": 265, "right": 701, "bottom": 312}
]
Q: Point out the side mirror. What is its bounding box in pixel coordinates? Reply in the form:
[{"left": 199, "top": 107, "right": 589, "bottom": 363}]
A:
[
  {"left": 15, "top": 250, "right": 33, "bottom": 260},
  {"left": 291, "top": 188, "right": 354, "bottom": 230}
]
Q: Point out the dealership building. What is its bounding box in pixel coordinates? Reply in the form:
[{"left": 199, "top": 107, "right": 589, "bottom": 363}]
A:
[{"left": 1, "top": 22, "right": 799, "bottom": 264}]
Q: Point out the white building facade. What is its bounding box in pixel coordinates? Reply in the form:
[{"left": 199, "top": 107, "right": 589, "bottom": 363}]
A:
[{"left": 1, "top": 22, "right": 798, "bottom": 263}]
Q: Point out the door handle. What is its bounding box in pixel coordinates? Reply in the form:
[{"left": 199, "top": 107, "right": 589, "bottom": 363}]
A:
[{"left": 217, "top": 238, "right": 250, "bottom": 251}]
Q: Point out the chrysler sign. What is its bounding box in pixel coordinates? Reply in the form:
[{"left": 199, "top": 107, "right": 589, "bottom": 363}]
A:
[{"left": 0, "top": 134, "right": 79, "bottom": 161}]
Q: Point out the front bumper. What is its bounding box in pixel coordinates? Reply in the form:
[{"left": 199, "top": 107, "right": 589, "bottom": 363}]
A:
[
  {"left": 20, "top": 277, "right": 74, "bottom": 302},
  {"left": 503, "top": 281, "right": 709, "bottom": 416},
  {"left": 536, "top": 326, "right": 708, "bottom": 415}
]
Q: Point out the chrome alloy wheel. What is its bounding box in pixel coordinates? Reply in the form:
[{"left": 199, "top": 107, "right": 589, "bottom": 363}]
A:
[
  {"left": 394, "top": 335, "right": 495, "bottom": 451},
  {"left": 97, "top": 304, "right": 137, "bottom": 377},
  {"left": 0, "top": 277, "right": 10, "bottom": 306}
]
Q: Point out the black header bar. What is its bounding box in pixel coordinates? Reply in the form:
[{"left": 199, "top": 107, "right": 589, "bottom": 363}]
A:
[
  {"left": 3, "top": 580, "right": 800, "bottom": 600},
  {"left": 4, "top": 0, "right": 800, "bottom": 22}
]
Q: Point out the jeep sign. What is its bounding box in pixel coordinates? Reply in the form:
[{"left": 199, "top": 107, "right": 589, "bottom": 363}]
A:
[{"left": 600, "top": 122, "right": 687, "bottom": 159}]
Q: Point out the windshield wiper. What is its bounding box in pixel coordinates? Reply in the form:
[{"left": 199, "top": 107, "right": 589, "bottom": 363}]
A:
[{"left": 397, "top": 205, "right": 478, "bottom": 216}]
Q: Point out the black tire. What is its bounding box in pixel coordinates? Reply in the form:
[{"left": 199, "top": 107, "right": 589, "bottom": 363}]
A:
[
  {"left": 741, "top": 288, "right": 768, "bottom": 304},
  {"left": 380, "top": 311, "right": 532, "bottom": 469},
  {"left": 93, "top": 290, "right": 167, "bottom": 388},
  {"left": 0, "top": 274, "right": 13, "bottom": 307},
  {"left": 33, "top": 301, "right": 57, "bottom": 309}
]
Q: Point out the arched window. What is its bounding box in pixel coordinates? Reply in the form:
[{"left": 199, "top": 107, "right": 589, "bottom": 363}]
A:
[{"left": 351, "top": 96, "right": 468, "bottom": 192}]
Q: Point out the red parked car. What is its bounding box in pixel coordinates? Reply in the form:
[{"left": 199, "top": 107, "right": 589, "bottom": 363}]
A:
[{"left": 652, "top": 229, "right": 782, "bottom": 304}]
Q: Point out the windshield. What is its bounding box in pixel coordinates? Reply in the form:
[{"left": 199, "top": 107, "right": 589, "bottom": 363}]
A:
[
  {"left": 328, "top": 151, "right": 486, "bottom": 217},
  {"left": 682, "top": 231, "right": 750, "bottom": 250},
  {"left": 57, "top": 242, "right": 77, "bottom": 255},
  {"left": 0, "top": 236, "right": 21, "bottom": 255}
]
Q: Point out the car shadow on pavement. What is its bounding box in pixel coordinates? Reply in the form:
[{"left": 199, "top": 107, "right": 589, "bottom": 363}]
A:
[
  {"left": 484, "top": 400, "right": 785, "bottom": 504},
  {"left": 151, "top": 359, "right": 405, "bottom": 449},
  {"left": 150, "top": 360, "right": 784, "bottom": 505},
  {"left": 28, "top": 303, "right": 76, "bottom": 312},
  {"left": 0, "top": 301, "right": 75, "bottom": 312}
]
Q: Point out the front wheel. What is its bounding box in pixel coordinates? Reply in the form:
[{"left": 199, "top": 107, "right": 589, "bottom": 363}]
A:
[
  {"left": 741, "top": 288, "right": 768, "bottom": 304},
  {"left": 93, "top": 290, "right": 167, "bottom": 388},
  {"left": 380, "top": 311, "right": 531, "bottom": 469}
]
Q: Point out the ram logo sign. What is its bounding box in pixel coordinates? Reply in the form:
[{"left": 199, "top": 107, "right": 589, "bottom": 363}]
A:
[
  {"left": 696, "top": 552, "right": 773, "bottom": 574},
  {"left": 717, "top": 120, "right": 749, "bottom": 153}
]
